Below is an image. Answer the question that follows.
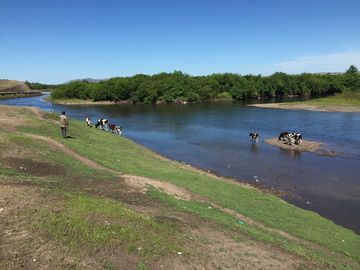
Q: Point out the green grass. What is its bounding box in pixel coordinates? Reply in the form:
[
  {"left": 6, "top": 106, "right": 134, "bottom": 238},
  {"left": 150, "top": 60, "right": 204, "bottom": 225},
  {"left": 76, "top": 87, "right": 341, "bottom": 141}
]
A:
[
  {"left": 1, "top": 108, "right": 360, "bottom": 268},
  {"left": 144, "top": 187, "right": 359, "bottom": 269},
  {"left": 286, "top": 91, "right": 360, "bottom": 107},
  {"left": 27, "top": 194, "right": 184, "bottom": 260},
  {"left": 16, "top": 113, "right": 360, "bottom": 258}
]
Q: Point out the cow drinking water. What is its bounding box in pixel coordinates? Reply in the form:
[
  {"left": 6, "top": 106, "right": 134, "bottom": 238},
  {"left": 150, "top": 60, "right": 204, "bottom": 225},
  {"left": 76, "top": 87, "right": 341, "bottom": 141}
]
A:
[
  {"left": 109, "top": 124, "right": 116, "bottom": 133},
  {"left": 114, "top": 126, "right": 122, "bottom": 136}
]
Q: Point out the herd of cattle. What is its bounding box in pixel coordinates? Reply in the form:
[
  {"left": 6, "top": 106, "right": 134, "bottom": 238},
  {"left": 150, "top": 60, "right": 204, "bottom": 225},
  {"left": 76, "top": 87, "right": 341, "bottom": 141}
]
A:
[
  {"left": 84, "top": 117, "right": 302, "bottom": 145},
  {"left": 85, "top": 117, "right": 122, "bottom": 136},
  {"left": 250, "top": 131, "right": 302, "bottom": 145}
]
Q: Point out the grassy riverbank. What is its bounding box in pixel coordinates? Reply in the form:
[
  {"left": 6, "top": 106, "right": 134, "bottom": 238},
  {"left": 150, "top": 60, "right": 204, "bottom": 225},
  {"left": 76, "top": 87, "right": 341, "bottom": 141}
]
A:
[
  {"left": 286, "top": 92, "right": 360, "bottom": 107},
  {"left": 0, "top": 105, "right": 359, "bottom": 269},
  {"left": 248, "top": 92, "right": 360, "bottom": 113}
]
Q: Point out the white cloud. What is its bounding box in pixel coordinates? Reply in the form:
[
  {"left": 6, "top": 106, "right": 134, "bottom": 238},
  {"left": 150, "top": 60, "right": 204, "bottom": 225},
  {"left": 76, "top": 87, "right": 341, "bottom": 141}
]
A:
[{"left": 274, "top": 51, "right": 360, "bottom": 74}]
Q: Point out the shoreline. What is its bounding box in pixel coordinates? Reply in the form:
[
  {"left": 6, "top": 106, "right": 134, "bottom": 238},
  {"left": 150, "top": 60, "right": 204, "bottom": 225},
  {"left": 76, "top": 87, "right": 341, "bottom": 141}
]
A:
[
  {"left": 44, "top": 95, "right": 360, "bottom": 113},
  {"left": 248, "top": 103, "right": 360, "bottom": 113},
  {"left": 263, "top": 138, "right": 347, "bottom": 157}
]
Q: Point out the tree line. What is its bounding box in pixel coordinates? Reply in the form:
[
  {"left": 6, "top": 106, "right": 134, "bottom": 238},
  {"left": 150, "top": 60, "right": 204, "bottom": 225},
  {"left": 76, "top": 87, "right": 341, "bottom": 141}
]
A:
[
  {"left": 24, "top": 81, "right": 61, "bottom": 90},
  {"left": 50, "top": 65, "right": 360, "bottom": 104}
]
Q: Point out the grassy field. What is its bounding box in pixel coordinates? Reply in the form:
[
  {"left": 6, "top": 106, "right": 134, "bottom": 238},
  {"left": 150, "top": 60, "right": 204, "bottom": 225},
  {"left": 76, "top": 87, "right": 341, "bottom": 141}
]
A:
[
  {"left": 286, "top": 91, "right": 360, "bottom": 107},
  {"left": 1, "top": 105, "right": 360, "bottom": 269}
]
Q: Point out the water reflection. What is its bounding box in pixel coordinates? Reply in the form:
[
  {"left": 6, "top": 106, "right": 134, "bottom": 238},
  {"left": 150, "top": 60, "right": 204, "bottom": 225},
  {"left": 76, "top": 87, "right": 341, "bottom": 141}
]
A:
[
  {"left": 279, "top": 148, "right": 302, "bottom": 159},
  {"left": 250, "top": 142, "right": 258, "bottom": 153}
]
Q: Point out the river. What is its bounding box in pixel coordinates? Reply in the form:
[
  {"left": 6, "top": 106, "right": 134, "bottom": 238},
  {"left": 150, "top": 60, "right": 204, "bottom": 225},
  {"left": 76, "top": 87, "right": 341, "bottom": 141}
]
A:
[{"left": 1, "top": 95, "right": 359, "bottom": 234}]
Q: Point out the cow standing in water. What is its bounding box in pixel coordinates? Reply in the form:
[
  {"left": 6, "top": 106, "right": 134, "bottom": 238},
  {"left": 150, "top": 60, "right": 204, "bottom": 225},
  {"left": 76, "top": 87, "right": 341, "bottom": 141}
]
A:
[{"left": 249, "top": 133, "right": 259, "bottom": 143}]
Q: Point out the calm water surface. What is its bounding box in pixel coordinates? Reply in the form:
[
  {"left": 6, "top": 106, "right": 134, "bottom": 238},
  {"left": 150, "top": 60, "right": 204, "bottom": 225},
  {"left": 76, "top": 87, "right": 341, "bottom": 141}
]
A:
[{"left": 1, "top": 95, "right": 359, "bottom": 234}]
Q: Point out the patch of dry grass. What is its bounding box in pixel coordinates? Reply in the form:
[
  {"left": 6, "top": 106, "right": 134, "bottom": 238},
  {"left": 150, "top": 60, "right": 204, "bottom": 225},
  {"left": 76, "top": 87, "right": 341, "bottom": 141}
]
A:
[{"left": 0, "top": 79, "right": 24, "bottom": 91}]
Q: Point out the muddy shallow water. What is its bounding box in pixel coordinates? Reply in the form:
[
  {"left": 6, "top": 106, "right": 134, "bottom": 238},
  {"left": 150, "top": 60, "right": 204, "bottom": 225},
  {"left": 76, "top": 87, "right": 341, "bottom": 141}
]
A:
[{"left": 1, "top": 95, "right": 360, "bottom": 234}]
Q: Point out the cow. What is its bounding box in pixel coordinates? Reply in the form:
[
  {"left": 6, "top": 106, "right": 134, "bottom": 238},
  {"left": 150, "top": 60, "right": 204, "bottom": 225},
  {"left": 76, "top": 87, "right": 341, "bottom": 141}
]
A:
[
  {"left": 285, "top": 133, "right": 302, "bottom": 145},
  {"left": 109, "top": 124, "right": 116, "bottom": 133},
  {"left": 249, "top": 133, "right": 259, "bottom": 143},
  {"left": 285, "top": 134, "right": 295, "bottom": 145},
  {"left": 114, "top": 126, "right": 122, "bottom": 136},
  {"left": 291, "top": 133, "right": 302, "bottom": 145},
  {"left": 278, "top": 131, "right": 288, "bottom": 141},
  {"left": 85, "top": 117, "right": 91, "bottom": 127},
  {"left": 95, "top": 119, "right": 108, "bottom": 131}
]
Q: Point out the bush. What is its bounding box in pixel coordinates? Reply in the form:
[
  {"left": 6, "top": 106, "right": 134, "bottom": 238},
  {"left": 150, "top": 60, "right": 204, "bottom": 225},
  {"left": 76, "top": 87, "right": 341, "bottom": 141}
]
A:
[{"left": 186, "top": 92, "right": 199, "bottom": 102}]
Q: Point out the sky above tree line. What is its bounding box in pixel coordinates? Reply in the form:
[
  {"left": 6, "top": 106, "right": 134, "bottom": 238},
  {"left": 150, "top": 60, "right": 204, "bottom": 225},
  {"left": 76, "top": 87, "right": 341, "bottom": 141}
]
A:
[{"left": 1, "top": 0, "right": 359, "bottom": 84}]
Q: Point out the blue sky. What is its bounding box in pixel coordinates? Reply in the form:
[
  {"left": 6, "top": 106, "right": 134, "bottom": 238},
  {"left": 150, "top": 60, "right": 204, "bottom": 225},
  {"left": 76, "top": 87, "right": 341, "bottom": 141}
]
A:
[{"left": 1, "top": 0, "right": 360, "bottom": 84}]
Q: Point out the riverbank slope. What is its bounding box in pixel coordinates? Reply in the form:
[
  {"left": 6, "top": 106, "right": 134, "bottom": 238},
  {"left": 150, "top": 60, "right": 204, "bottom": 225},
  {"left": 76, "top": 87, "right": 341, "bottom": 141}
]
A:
[{"left": 1, "top": 104, "right": 359, "bottom": 269}]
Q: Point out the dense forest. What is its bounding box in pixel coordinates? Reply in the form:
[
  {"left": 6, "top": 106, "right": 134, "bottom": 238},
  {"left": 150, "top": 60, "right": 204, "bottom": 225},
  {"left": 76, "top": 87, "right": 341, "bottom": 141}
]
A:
[{"left": 50, "top": 65, "right": 360, "bottom": 104}]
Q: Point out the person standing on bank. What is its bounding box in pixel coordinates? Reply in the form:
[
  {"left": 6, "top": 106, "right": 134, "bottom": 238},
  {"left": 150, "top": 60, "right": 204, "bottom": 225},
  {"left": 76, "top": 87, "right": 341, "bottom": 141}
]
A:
[{"left": 59, "top": 111, "right": 69, "bottom": 138}]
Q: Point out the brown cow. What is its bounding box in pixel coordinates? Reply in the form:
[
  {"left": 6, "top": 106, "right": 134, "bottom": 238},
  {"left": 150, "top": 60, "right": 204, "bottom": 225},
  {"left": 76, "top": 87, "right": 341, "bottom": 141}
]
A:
[{"left": 278, "top": 131, "right": 288, "bottom": 141}]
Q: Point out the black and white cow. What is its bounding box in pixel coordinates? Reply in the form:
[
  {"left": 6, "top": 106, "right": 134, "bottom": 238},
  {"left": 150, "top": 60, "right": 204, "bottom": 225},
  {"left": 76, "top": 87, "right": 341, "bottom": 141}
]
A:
[
  {"left": 285, "top": 134, "right": 295, "bottom": 145},
  {"left": 85, "top": 117, "right": 91, "bottom": 127},
  {"left": 114, "top": 126, "right": 122, "bottom": 136},
  {"left": 285, "top": 133, "right": 302, "bottom": 145},
  {"left": 95, "top": 119, "right": 108, "bottom": 131},
  {"left": 249, "top": 133, "right": 259, "bottom": 143},
  {"left": 291, "top": 133, "right": 302, "bottom": 145}
]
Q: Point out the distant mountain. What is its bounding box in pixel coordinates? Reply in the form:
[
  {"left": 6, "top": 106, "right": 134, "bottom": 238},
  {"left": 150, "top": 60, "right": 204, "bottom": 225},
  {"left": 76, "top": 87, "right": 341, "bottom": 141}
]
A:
[
  {"left": 312, "top": 72, "right": 345, "bottom": 75},
  {"left": 63, "top": 77, "right": 113, "bottom": 84}
]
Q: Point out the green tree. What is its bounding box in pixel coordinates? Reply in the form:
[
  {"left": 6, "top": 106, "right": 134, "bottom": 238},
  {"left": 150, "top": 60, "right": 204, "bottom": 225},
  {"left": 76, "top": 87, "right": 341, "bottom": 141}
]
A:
[
  {"left": 344, "top": 65, "right": 360, "bottom": 92},
  {"left": 24, "top": 80, "right": 32, "bottom": 89},
  {"left": 346, "top": 65, "right": 359, "bottom": 75}
]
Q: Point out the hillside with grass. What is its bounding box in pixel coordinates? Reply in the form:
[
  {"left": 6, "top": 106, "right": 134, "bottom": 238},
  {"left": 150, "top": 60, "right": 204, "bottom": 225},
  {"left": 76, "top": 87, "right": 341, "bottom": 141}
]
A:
[
  {"left": 0, "top": 104, "right": 359, "bottom": 270},
  {"left": 0, "top": 79, "right": 31, "bottom": 92}
]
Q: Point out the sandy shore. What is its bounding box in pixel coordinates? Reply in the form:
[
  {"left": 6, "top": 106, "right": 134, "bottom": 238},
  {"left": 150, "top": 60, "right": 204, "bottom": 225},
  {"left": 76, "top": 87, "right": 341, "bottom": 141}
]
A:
[
  {"left": 248, "top": 103, "right": 360, "bottom": 113},
  {"left": 264, "top": 138, "right": 347, "bottom": 157}
]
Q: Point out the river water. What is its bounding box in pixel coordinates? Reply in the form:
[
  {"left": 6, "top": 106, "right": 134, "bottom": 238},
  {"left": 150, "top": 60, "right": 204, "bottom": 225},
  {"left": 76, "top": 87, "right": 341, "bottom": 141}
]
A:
[{"left": 1, "top": 95, "right": 359, "bottom": 234}]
